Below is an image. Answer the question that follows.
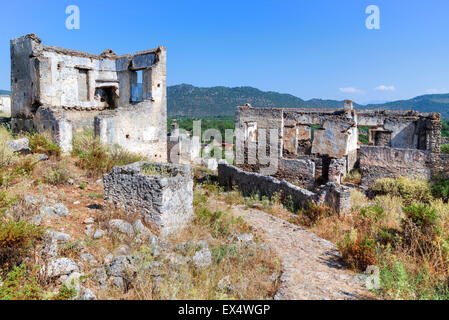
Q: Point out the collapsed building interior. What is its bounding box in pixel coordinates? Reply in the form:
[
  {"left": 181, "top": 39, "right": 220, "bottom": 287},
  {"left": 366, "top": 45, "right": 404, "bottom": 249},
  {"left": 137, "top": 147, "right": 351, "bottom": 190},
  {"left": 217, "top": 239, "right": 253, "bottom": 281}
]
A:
[
  {"left": 10, "top": 34, "right": 167, "bottom": 161},
  {"left": 235, "top": 101, "right": 448, "bottom": 191}
]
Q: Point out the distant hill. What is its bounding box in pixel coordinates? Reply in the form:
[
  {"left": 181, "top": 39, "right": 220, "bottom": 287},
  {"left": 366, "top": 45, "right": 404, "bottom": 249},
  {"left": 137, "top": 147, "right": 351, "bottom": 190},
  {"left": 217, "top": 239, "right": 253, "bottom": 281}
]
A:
[
  {"left": 363, "top": 94, "right": 449, "bottom": 118},
  {"left": 167, "top": 84, "right": 449, "bottom": 119},
  {"left": 2, "top": 85, "right": 447, "bottom": 119}
]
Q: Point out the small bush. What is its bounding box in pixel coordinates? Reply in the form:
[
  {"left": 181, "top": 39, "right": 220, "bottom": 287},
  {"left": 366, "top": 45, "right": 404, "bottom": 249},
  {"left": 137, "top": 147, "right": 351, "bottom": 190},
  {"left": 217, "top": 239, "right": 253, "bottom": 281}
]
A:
[
  {"left": 338, "top": 229, "right": 376, "bottom": 271},
  {"left": 72, "top": 129, "right": 145, "bottom": 175},
  {"left": 441, "top": 144, "right": 449, "bottom": 154},
  {"left": 13, "top": 158, "right": 38, "bottom": 176},
  {"left": 344, "top": 169, "right": 361, "bottom": 184},
  {"left": 432, "top": 176, "right": 449, "bottom": 202},
  {"left": 0, "top": 220, "right": 44, "bottom": 271},
  {"left": 297, "top": 202, "right": 330, "bottom": 227},
  {"left": 51, "top": 284, "right": 77, "bottom": 301},
  {"left": 0, "top": 265, "right": 43, "bottom": 300},
  {"left": 360, "top": 205, "right": 386, "bottom": 223},
  {"left": 43, "top": 162, "right": 71, "bottom": 185},
  {"left": 194, "top": 207, "right": 249, "bottom": 238},
  {"left": 28, "top": 132, "right": 61, "bottom": 158},
  {"left": 402, "top": 204, "right": 440, "bottom": 238},
  {"left": 372, "top": 177, "right": 433, "bottom": 205}
]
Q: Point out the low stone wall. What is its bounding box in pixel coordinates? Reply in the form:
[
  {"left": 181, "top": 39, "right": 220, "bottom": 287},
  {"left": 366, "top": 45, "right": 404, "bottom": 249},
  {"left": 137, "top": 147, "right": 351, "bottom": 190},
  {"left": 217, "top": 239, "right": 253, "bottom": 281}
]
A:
[
  {"left": 275, "top": 158, "right": 316, "bottom": 189},
  {"left": 103, "top": 162, "right": 193, "bottom": 236},
  {"left": 430, "top": 153, "right": 449, "bottom": 179},
  {"left": 236, "top": 157, "right": 316, "bottom": 190},
  {"left": 359, "top": 146, "right": 430, "bottom": 187},
  {"left": 218, "top": 163, "right": 351, "bottom": 216}
]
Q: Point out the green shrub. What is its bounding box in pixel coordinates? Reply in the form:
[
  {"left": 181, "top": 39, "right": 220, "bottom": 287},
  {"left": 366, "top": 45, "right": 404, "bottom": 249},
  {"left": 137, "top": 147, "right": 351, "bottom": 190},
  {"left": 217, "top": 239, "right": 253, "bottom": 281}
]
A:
[
  {"left": 0, "top": 220, "right": 43, "bottom": 271},
  {"left": 13, "top": 158, "right": 39, "bottom": 176},
  {"left": 43, "top": 162, "right": 71, "bottom": 185},
  {"left": 51, "top": 284, "right": 77, "bottom": 301},
  {"left": 194, "top": 207, "right": 249, "bottom": 238},
  {"left": 72, "top": 129, "right": 145, "bottom": 175},
  {"left": 344, "top": 169, "right": 361, "bottom": 184},
  {"left": 432, "top": 176, "right": 449, "bottom": 202},
  {"left": 360, "top": 205, "right": 386, "bottom": 223},
  {"left": 297, "top": 202, "right": 330, "bottom": 227},
  {"left": 372, "top": 177, "right": 433, "bottom": 205},
  {"left": 441, "top": 144, "right": 449, "bottom": 154},
  {"left": 195, "top": 207, "right": 230, "bottom": 237},
  {"left": 28, "top": 132, "right": 61, "bottom": 158},
  {"left": 337, "top": 229, "right": 376, "bottom": 271},
  {"left": 0, "top": 265, "right": 43, "bottom": 300},
  {"left": 402, "top": 204, "right": 440, "bottom": 237}
]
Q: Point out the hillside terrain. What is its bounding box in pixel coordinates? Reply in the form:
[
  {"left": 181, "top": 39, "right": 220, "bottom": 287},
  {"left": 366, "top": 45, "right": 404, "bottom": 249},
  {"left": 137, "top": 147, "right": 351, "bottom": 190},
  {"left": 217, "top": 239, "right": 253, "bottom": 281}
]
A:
[
  {"left": 1, "top": 86, "right": 448, "bottom": 118},
  {"left": 167, "top": 84, "right": 449, "bottom": 118}
]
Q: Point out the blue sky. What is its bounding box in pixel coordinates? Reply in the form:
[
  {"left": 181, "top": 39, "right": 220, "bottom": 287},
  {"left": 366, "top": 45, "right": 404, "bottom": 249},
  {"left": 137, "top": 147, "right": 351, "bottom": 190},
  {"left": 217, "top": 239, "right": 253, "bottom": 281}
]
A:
[{"left": 1, "top": 0, "right": 448, "bottom": 104}]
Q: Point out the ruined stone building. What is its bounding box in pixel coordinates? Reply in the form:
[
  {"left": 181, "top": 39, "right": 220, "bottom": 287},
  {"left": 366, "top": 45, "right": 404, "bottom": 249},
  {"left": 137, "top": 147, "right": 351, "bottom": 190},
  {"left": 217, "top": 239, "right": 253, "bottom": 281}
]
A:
[
  {"left": 234, "top": 101, "right": 448, "bottom": 189},
  {"left": 10, "top": 34, "right": 167, "bottom": 160}
]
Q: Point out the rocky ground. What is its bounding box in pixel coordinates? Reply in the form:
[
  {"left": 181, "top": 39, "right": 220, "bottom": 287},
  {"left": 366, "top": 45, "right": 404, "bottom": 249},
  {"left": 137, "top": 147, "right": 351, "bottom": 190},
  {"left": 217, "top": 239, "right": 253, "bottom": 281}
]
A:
[{"left": 210, "top": 201, "right": 375, "bottom": 300}]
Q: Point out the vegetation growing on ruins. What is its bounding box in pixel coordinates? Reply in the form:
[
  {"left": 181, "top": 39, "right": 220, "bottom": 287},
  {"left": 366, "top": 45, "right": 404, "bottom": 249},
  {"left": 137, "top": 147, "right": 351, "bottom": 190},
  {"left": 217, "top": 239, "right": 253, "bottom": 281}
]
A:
[
  {"left": 71, "top": 129, "right": 146, "bottom": 176},
  {"left": 168, "top": 116, "right": 235, "bottom": 141},
  {"left": 0, "top": 125, "right": 281, "bottom": 300},
  {"left": 211, "top": 172, "right": 449, "bottom": 299},
  {"left": 442, "top": 119, "right": 449, "bottom": 137}
]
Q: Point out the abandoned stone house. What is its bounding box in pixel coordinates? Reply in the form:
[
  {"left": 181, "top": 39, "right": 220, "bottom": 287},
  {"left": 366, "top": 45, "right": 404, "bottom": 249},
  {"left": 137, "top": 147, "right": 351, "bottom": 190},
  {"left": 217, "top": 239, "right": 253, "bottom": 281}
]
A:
[
  {"left": 10, "top": 34, "right": 167, "bottom": 160},
  {"left": 233, "top": 101, "right": 449, "bottom": 189}
]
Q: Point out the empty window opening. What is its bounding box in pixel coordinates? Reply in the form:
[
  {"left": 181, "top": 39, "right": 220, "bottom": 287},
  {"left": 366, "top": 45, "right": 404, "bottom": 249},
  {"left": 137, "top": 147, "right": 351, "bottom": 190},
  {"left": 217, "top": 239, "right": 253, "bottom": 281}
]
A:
[
  {"left": 95, "top": 86, "right": 118, "bottom": 109},
  {"left": 131, "top": 70, "right": 144, "bottom": 102},
  {"left": 77, "top": 69, "right": 89, "bottom": 102}
]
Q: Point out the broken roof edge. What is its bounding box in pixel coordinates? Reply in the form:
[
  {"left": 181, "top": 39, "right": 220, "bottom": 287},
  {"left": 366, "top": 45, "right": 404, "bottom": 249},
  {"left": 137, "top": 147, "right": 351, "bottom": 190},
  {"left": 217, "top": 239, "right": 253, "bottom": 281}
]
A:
[
  {"left": 14, "top": 33, "right": 163, "bottom": 61},
  {"left": 236, "top": 105, "right": 441, "bottom": 119}
]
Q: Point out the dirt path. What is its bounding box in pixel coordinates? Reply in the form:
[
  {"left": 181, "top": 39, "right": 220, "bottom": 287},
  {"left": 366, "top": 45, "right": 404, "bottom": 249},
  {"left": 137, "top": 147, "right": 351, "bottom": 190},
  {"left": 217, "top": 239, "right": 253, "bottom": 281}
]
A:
[{"left": 217, "top": 202, "right": 375, "bottom": 300}]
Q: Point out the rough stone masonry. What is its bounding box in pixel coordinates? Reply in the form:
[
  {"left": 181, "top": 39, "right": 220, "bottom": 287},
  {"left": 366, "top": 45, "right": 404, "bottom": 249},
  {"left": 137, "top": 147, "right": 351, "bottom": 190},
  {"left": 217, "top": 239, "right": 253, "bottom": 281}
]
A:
[
  {"left": 10, "top": 34, "right": 167, "bottom": 160},
  {"left": 103, "top": 162, "right": 193, "bottom": 236},
  {"left": 234, "top": 102, "right": 445, "bottom": 188}
]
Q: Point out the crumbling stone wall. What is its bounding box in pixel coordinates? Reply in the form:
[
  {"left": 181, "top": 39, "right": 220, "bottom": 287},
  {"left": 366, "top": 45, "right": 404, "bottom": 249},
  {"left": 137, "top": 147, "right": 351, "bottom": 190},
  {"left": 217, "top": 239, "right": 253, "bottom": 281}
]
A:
[
  {"left": 238, "top": 158, "right": 316, "bottom": 190},
  {"left": 10, "top": 34, "right": 167, "bottom": 159},
  {"left": 218, "top": 163, "right": 351, "bottom": 216},
  {"left": 430, "top": 154, "right": 449, "bottom": 179},
  {"left": 235, "top": 103, "right": 443, "bottom": 188},
  {"left": 235, "top": 103, "right": 360, "bottom": 187},
  {"left": 103, "top": 162, "right": 193, "bottom": 236},
  {"left": 359, "top": 146, "right": 431, "bottom": 187},
  {"left": 0, "top": 95, "right": 11, "bottom": 114}
]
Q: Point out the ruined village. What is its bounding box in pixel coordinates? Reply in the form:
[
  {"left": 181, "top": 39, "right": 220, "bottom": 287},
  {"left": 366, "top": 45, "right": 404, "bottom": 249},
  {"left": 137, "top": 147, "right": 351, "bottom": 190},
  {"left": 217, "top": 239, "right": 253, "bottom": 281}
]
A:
[{"left": 0, "top": 33, "right": 448, "bottom": 301}]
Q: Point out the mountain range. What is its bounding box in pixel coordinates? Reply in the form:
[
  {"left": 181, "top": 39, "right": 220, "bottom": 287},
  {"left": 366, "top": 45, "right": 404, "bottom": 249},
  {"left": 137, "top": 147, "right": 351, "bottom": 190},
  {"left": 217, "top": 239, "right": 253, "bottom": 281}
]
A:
[
  {"left": 1, "top": 85, "right": 448, "bottom": 119},
  {"left": 167, "top": 84, "right": 449, "bottom": 119}
]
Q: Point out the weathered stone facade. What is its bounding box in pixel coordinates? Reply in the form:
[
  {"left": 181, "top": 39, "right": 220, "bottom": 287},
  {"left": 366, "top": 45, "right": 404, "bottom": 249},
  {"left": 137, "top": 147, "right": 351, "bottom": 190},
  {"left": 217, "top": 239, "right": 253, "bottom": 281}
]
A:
[
  {"left": 103, "top": 162, "right": 193, "bottom": 236},
  {"left": 0, "top": 95, "right": 10, "bottom": 114},
  {"left": 218, "top": 163, "right": 351, "bottom": 216},
  {"left": 235, "top": 103, "right": 444, "bottom": 188},
  {"left": 10, "top": 34, "right": 167, "bottom": 159},
  {"left": 359, "top": 146, "right": 431, "bottom": 186}
]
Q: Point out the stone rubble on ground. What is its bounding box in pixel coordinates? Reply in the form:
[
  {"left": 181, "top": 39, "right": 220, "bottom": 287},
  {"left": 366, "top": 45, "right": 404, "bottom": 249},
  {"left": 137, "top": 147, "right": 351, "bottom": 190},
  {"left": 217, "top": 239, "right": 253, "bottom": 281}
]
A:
[
  {"left": 46, "top": 258, "right": 80, "bottom": 279},
  {"left": 7, "top": 138, "right": 31, "bottom": 154},
  {"left": 192, "top": 248, "right": 212, "bottom": 269}
]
